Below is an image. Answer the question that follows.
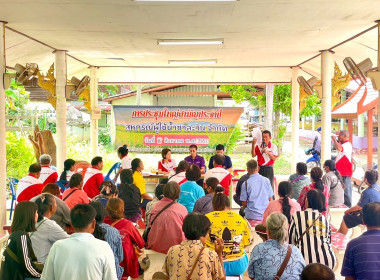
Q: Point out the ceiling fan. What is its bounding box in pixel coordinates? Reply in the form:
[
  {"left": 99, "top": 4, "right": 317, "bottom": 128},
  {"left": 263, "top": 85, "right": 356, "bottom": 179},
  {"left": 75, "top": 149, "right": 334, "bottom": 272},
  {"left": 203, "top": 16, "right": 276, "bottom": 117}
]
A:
[
  {"left": 297, "top": 76, "right": 322, "bottom": 98},
  {"left": 343, "top": 57, "right": 380, "bottom": 90}
]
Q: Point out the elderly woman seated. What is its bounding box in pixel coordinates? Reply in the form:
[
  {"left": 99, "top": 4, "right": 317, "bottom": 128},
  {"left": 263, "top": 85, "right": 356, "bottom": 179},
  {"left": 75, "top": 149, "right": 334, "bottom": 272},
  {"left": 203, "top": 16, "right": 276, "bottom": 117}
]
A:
[{"left": 248, "top": 212, "right": 305, "bottom": 280}]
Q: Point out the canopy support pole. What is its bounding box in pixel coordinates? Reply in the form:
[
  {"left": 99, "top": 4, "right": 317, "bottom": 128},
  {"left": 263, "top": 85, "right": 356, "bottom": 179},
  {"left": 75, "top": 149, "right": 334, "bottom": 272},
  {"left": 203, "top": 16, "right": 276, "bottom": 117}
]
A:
[
  {"left": 55, "top": 50, "right": 67, "bottom": 173},
  {"left": 321, "top": 50, "right": 333, "bottom": 164},
  {"left": 265, "top": 84, "right": 274, "bottom": 132},
  {"left": 291, "top": 66, "right": 300, "bottom": 173},
  {"left": 0, "top": 21, "right": 7, "bottom": 230},
  {"left": 368, "top": 109, "right": 373, "bottom": 168},
  {"left": 90, "top": 66, "right": 98, "bottom": 158},
  {"left": 376, "top": 20, "right": 380, "bottom": 175},
  {"left": 136, "top": 85, "right": 142, "bottom": 105},
  {"left": 348, "top": 119, "right": 353, "bottom": 143}
]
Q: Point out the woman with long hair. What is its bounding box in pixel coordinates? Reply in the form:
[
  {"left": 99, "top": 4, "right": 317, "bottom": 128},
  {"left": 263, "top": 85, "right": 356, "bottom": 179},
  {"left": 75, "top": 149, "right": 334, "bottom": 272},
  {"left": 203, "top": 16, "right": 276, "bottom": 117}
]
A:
[
  {"left": 298, "top": 167, "right": 330, "bottom": 215},
  {"left": 30, "top": 194, "right": 69, "bottom": 263},
  {"left": 104, "top": 198, "right": 144, "bottom": 279},
  {"left": 90, "top": 201, "right": 124, "bottom": 280},
  {"left": 118, "top": 169, "right": 142, "bottom": 223},
  {"left": 59, "top": 159, "right": 76, "bottom": 182},
  {"left": 132, "top": 158, "right": 153, "bottom": 208},
  {"left": 0, "top": 201, "right": 44, "bottom": 279},
  {"left": 114, "top": 144, "right": 132, "bottom": 182},
  {"left": 322, "top": 160, "right": 345, "bottom": 207},
  {"left": 206, "top": 192, "right": 251, "bottom": 277},
  {"left": 290, "top": 190, "right": 336, "bottom": 269}
]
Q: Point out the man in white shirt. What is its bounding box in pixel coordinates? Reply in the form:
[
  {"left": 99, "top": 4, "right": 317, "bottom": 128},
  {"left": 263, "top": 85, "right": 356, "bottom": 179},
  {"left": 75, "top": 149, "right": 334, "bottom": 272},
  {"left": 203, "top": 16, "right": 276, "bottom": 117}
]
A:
[
  {"left": 41, "top": 204, "right": 117, "bottom": 280},
  {"left": 332, "top": 130, "right": 353, "bottom": 207}
]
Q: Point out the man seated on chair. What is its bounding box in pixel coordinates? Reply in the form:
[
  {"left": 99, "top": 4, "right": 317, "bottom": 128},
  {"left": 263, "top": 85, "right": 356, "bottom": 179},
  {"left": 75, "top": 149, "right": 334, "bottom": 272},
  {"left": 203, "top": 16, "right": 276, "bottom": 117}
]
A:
[
  {"left": 341, "top": 202, "right": 380, "bottom": 280},
  {"left": 204, "top": 154, "right": 232, "bottom": 197},
  {"left": 338, "top": 169, "right": 380, "bottom": 235},
  {"left": 16, "top": 163, "right": 44, "bottom": 202},
  {"left": 240, "top": 159, "right": 273, "bottom": 224},
  {"left": 38, "top": 154, "right": 58, "bottom": 186},
  {"left": 41, "top": 204, "right": 117, "bottom": 280},
  {"left": 208, "top": 144, "right": 233, "bottom": 172},
  {"left": 83, "top": 156, "right": 104, "bottom": 199}
]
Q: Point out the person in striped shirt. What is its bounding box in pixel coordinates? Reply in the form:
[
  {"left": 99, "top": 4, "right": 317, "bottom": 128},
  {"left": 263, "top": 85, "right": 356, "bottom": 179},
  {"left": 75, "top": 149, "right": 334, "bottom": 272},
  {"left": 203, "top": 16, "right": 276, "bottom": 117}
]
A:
[{"left": 289, "top": 189, "right": 336, "bottom": 270}]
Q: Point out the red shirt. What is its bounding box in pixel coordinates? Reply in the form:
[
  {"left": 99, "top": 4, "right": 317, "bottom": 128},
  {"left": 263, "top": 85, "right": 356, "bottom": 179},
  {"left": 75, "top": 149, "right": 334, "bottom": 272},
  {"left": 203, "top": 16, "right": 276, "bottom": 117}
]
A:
[
  {"left": 16, "top": 174, "right": 44, "bottom": 202},
  {"left": 83, "top": 167, "right": 104, "bottom": 199},
  {"left": 204, "top": 165, "right": 232, "bottom": 196},
  {"left": 254, "top": 141, "right": 278, "bottom": 166},
  {"left": 335, "top": 141, "right": 353, "bottom": 177},
  {"left": 62, "top": 187, "right": 90, "bottom": 209},
  {"left": 39, "top": 166, "right": 58, "bottom": 185}
]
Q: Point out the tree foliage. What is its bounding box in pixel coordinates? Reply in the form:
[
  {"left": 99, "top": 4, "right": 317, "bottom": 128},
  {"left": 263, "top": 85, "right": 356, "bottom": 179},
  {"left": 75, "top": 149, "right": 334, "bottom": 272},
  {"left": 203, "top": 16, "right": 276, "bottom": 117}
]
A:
[
  {"left": 219, "top": 85, "right": 258, "bottom": 105},
  {"left": 300, "top": 93, "right": 321, "bottom": 118},
  {"left": 5, "top": 79, "right": 29, "bottom": 115}
]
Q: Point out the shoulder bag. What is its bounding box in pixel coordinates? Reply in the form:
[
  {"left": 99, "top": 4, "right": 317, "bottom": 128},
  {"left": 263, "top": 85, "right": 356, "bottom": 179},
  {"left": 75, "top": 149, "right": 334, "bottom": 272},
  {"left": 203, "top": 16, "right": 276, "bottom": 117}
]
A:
[
  {"left": 295, "top": 213, "right": 322, "bottom": 245},
  {"left": 239, "top": 181, "right": 248, "bottom": 217},
  {"left": 273, "top": 245, "right": 292, "bottom": 280},
  {"left": 142, "top": 201, "right": 175, "bottom": 243},
  {"left": 63, "top": 188, "right": 79, "bottom": 201},
  {"left": 186, "top": 247, "right": 205, "bottom": 280}
]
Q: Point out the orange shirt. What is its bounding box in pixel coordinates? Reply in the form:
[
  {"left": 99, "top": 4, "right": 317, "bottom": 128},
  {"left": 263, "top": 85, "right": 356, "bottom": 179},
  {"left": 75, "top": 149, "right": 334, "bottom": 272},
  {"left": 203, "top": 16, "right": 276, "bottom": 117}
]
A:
[{"left": 62, "top": 187, "right": 90, "bottom": 209}]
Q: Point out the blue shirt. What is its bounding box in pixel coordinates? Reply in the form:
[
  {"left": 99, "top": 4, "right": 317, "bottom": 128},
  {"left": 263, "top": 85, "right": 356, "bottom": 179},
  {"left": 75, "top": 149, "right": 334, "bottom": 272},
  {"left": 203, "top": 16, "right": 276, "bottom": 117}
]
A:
[
  {"left": 208, "top": 155, "right": 233, "bottom": 170},
  {"left": 184, "top": 155, "right": 206, "bottom": 169},
  {"left": 341, "top": 230, "right": 380, "bottom": 280},
  {"left": 178, "top": 181, "right": 205, "bottom": 213},
  {"left": 240, "top": 173, "right": 273, "bottom": 220},
  {"left": 358, "top": 184, "right": 380, "bottom": 207},
  {"left": 248, "top": 240, "right": 305, "bottom": 280}
]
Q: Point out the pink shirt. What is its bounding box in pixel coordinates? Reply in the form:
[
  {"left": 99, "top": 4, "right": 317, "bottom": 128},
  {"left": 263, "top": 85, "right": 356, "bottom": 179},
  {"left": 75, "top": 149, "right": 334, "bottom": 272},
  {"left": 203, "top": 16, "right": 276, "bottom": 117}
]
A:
[
  {"left": 297, "top": 183, "right": 330, "bottom": 216},
  {"left": 62, "top": 187, "right": 90, "bottom": 209},
  {"left": 147, "top": 197, "right": 188, "bottom": 254},
  {"left": 262, "top": 198, "right": 301, "bottom": 226}
]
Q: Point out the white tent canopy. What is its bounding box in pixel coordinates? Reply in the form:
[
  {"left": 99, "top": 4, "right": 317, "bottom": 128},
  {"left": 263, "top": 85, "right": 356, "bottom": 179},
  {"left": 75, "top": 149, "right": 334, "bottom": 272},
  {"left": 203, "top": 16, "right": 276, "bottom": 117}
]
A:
[{"left": 1, "top": 0, "right": 380, "bottom": 83}]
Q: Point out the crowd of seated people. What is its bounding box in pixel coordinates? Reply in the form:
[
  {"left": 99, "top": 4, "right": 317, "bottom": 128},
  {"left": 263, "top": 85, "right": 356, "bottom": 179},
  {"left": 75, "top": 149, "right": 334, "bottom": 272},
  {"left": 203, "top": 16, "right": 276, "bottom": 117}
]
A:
[{"left": 2, "top": 143, "right": 380, "bottom": 280}]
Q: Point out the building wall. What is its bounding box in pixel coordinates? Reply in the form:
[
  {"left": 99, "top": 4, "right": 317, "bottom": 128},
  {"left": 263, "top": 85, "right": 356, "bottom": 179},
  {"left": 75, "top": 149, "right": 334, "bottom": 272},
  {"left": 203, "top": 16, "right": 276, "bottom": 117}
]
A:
[
  {"left": 111, "top": 93, "right": 153, "bottom": 106},
  {"left": 155, "top": 95, "right": 215, "bottom": 107}
]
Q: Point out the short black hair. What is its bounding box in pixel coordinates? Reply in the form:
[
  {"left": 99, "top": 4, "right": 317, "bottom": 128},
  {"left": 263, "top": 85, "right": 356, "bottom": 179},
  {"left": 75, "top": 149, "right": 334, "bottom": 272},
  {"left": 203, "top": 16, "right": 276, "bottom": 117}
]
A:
[
  {"left": 29, "top": 163, "right": 41, "bottom": 174},
  {"left": 189, "top": 144, "right": 198, "bottom": 150},
  {"left": 262, "top": 130, "right": 272, "bottom": 137},
  {"left": 365, "top": 169, "right": 379, "bottom": 185},
  {"left": 213, "top": 154, "right": 225, "bottom": 166},
  {"left": 301, "top": 263, "right": 335, "bottom": 280},
  {"left": 155, "top": 184, "right": 165, "bottom": 199},
  {"left": 161, "top": 148, "right": 171, "bottom": 159},
  {"left": 69, "top": 173, "right": 83, "bottom": 188},
  {"left": 11, "top": 201, "right": 38, "bottom": 232},
  {"left": 131, "top": 158, "right": 142, "bottom": 172},
  {"left": 91, "top": 156, "right": 103, "bottom": 166},
  {"left": 71, "top": 204, "right": 96, "bottom": 230},
  {"left": 306, "top": 189, "right": 326, "bottom": 212},
  {"left": 216, "top": 144, "right": 224, "bottom": 151},
  {"left": 120, "top": 169, "right": 133, "bottom": 184},
  {"left": 185, "top": 164, "right": 201, "bottom": 181},
  {"left": 363, "top": 202, "right": 380, "bottom": 227},
  {"left": 90, "top": 201, "right": 106, "bottom": 223},
  {"left": 296, "top": 162, "right": 308, "bottom": 175},
  {"left": 182, "top": 212, "right": 211, "bottom": 240}
]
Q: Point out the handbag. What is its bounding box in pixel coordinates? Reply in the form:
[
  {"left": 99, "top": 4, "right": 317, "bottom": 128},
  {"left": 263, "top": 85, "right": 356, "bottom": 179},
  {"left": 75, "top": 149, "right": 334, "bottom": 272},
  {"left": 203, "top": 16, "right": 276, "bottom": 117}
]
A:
[
  {"left": 239, "top": 181, "right": 248, "bottom": 217},
  {"left": 142, "top": 201, "right": 175, "bottom": 243},
  {"left": 273, "top": 245, "right": 292, "bottom": 280},
  {"left": 295, "top": 213, "right": 322, "bottom": 245}
]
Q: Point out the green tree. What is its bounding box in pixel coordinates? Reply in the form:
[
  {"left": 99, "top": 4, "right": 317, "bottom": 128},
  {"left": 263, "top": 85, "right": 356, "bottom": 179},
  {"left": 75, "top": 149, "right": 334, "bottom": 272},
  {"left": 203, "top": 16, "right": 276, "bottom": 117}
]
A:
[{"left": 300, "top": 93, "right": 321, "bottom": 118}]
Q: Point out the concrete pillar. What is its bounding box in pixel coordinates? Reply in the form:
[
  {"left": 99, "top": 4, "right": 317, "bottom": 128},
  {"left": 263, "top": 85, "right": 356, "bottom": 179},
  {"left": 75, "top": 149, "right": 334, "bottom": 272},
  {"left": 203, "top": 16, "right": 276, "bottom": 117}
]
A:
[
  {"left": 136, "top": 85, "right": 142, "bottom": 105},
  {"left": 312, "top": 115, "right": 315, "bottom": 131},
  {"left": 291, "top": 67, "right": 300, "bottom": 173},
  {"left": 265, "top": 84, "right": 274, "bottom": 132},
  {"left": 368, "top": 109, "right": 373, "bottom": 168},
  {"left": 302, "top": 117, "right": 305, "bottom": 130},
  {"left": 55, "top": 50, "right": 67, "bottom": 173},
  {"left": 90, "top": 66, "right": 98, "bottom": 158},
  {"left": 358, "top": 113, "right": 365, "bottom": 137},
  {"left": 321, "top": 50, "right": 334, "bottom": 164},
  {"left": 0, "top": 21, "right": 7, "bottom": 230}
]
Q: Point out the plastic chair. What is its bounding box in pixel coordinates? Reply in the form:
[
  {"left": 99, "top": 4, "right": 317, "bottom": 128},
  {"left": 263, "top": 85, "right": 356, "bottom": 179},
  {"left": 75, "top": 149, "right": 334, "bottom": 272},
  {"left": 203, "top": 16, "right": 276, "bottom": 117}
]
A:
[
  {"left": 8, "top": 177, "right": 19, "bottom": 220},
  {"left": 104, "top": 162, "right": 121, "bottom": 181},
  {"left": 56, "top": 180, "right": 69, "bottom": 193},
  {"left": 74, "top": 161, "right": 90, "bottom": 177}
]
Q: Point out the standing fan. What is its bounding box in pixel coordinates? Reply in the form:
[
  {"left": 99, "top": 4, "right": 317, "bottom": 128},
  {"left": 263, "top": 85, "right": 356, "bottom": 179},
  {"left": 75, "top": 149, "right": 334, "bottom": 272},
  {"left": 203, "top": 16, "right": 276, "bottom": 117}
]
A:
[
  {"left": 14, "top": 63, "right": 39, "bottom": 84},
  {"left": 71, "top": 75, "right": 90, "bottom": 94},
  {"left": 297, "top": 76, "right": 322, "bottom": 98},
  {"left": 343, "top": 57, "right": 380, "bottom": 90}
]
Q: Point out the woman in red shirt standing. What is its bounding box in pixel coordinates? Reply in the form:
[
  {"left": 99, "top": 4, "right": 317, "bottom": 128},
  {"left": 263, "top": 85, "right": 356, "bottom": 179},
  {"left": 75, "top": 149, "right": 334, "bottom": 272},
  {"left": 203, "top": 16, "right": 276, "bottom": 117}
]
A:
[
  {"left": 104, "top": 198, "right": 144, "bottom": 279},
  {"left": 158, "top": 148, "right": 177, "bottom": 175}
]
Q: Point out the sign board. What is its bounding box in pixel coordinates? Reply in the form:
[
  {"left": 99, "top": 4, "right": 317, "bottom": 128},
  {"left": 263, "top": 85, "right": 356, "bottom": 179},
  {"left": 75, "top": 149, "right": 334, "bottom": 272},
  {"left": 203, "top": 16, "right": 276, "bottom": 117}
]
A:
[{"left": 114, "top": 106, "right": 243, "bottom": 153}]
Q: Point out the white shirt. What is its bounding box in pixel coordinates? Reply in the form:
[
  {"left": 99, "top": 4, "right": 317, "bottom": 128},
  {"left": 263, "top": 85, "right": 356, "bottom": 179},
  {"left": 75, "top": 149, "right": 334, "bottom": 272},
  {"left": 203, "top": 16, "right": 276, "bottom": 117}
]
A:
[
  {"left": 41, "top": 232, "right": 117, "bottom": 280},
  {"left": 121, "top": 155, "right": 132, "bottom": 170},
  {"left": 30, "top": 217, "right": 69, "bottom": 263}
]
